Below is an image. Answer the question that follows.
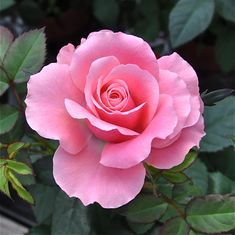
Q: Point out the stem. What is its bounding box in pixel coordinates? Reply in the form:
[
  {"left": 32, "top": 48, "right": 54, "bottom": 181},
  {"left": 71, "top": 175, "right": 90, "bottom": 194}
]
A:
[
  {"left": 0, "top": 65, "right": 24, "bottom": 113},
  {"left": 145, "top": 165, "right": 186, "bottom": 219}
]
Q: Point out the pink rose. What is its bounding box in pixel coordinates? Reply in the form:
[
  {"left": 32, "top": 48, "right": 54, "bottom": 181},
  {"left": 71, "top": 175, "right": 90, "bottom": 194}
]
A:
[{"left": 25, "top": 30, "right": 205, "bottom": 208}]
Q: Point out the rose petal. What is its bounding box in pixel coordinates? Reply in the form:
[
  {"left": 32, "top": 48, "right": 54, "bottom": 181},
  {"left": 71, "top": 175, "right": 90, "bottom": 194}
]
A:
[
  {"left": 146, "top": 115, "right": 205, "bottom": 169},
  {"left": 57, "top": 43, "right": 75, "bottom": 65},
  {"left": 100, "top": 94, "right": 178, "bottom": 169},
  {"left": 25, "top": 63, "right": 91, "bottom": 154},
  {"left": 70, "top": 30, "right": 158, "bottom": 91},
  {"left": 65, "top": 99, "right": 139, "bottom": 142},
  {"left": 53, "top": 137, "right": 145, "bottom": 208},
  {"left": 158, "top": 52, "right": 201, "bottom": 127}
]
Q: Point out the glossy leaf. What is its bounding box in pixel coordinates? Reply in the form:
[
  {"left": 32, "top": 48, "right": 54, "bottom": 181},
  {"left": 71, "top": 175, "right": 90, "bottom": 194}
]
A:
[
  {"left": 51, "top": 191, "right": 91, "bottom": 235},
  {"left": 4, "top": 28, "right": 46, "bottom": 82},
  {"left": 169, "top": 0, "right": 214, "bottom": 47},
  {"left": 200, "top": 96, "right": 235, "bottom": 152},
  {"left": 186, "top": 195, "right": 235, "bottom": 233},
  {"left": 160, "top": 217, "right": 189, "bottom": 235},
  {"left": 6, "top": 160, "right": 33, "bottom": 175},
  {"left": 0, "top": 104, "right": 19, "bottom": 135},
  {"left": 123, "top": 195, "right": 167, "bottom": 223},
  {"left": 201, "top": 89, "right": 234, "bottom": 106},
  {"left": 0, "top": 0, "right": 15, "bottom": 11},
  {"left": 0, "top": 26, "right": 13, "bottom": 62},
  {"left": 0, "top": 166, "right": 10, "bottom": 197},
  {"left": 127, "top": 221, "right": 154, "bottom": 235}
]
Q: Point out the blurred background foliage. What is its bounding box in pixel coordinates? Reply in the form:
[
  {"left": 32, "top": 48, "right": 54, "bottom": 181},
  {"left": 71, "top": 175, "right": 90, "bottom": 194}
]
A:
[{"left": 0, "top": 0, "right": 235, "bottom": 235}]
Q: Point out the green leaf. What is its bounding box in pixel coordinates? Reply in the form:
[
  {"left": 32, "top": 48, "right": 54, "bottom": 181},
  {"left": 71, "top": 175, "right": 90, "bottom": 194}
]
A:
[
  {"left": 208, "top": 172, "right": 235, "bottom": 194},
  {"left": 200, "top": 96, "right": 235, "bottom": 152},
  {"left": 93, "top": 0, "right": 119, "bottom": 27},
  {"left": 127, "top": 221, "right": 155, "bottom": 235},
  {"left": 4, "top": 28, "right": 46, "bottom": 82},
  {"left": 7, "top": 169, "right": 34, "bottom": 204},
  {"left": 123, "top": 195, "right": 167, "bottom": 223},
  {"left": 29, "top": 184, "right": 58, "bottom": 224},
  {"left": 0, "top": 104, "right": 19, "bottom": 135},
  {"left": 173, "top": 181, "right": 202, "bottom": 205},
  {"left": 0, "top": 26, "right": 14, "bottom": 63},
  {"left": 0, "top": 166, "right": 10, "bottom": 197},
  {"left": 7, "top": 142, "right": 30, "bottom": 159},
  {"left": 0, "top": 0, "right": 15, "bottom": 11},
  {"left": 162, "top": 171, "right": 188, "bottom": 184},
  {"left": 51, "top": 191, "right": 91, "bottom": 235},
  {"left": 184, "top": 159, "right": 208, "bottom": 195},
  {"left": 0, "top": 79, "right": 9, "bottom": 96},
  {"left": 186, "top": 195, "right": 235, "bottom": 233},
  {"left": 6, "top": 160, "right": 33, "bottom": 175},
  {"left": 160, "top": 217, "right": 190, "bottom": 235},
  {"left": 201, "top": 89, "right": 234, "bottom": 106},
  {"left": 169, "top": 0, "right": 215, "bottom": 47},
  {"left": 170, "top": 152, "right": 197, "bottom": 172},
  {"left": 215, "top": 30, "right": 235, "bottom": 73},
  {"left": 215, "top": 0, "right": 235, "bottom": 23}
]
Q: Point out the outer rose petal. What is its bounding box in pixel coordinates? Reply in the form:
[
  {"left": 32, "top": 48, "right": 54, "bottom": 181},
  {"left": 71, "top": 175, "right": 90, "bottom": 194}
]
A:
[
  {"left": 158, "top": 52, "right": 201, "bottom": 127},
  {"left": 146, "top": 115, "right": 205, "bottom": 169},
  {"left": 57, "top": 43, "right": 75, "bottom": 65},
  {"left": 100, "top": 94, "right": 178, "bottom": 169},
  {"left": 25, "top": 63, "right": 91, "bottom": 154},
  {"left": 53, "top": 137, "right": 145, "bottom": 208},
  {"left": 70, "top": 30, "right": 158, "bottom": 91}
]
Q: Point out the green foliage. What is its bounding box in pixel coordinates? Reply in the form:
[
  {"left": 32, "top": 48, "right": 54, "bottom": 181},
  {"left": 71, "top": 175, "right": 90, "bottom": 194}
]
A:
[
  {"left": 215, "top": 0, "right": 235, "bottom": 23},
  {"left": 3, "top": 28, "right": 46, "bottom": 82},
  {"left": 169, "top": 0, "right": 215, "bottom": 47},
  {"left": 51, "top": 191, "right": 91, "bottom": 235},
  {"left": 123, "top": 195, "right": 167, "bottom": 223},
  {"left": 0, "top": 104, "right": 19, "bottom": 134},
  {"left": 186, "top": 195, "right": 235, "bottom": 233},
  {"left": 0, "top": 0, "right": 15, "bottom": 11},
  {"left": 200, "top": 96, "right": 235, "bottom": 152}
]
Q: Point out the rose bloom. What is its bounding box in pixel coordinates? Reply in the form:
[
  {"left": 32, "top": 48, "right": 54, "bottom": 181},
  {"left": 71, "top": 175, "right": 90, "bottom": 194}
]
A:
[{"left": 25, "top": 30, "right": 205, "bottom": 208}]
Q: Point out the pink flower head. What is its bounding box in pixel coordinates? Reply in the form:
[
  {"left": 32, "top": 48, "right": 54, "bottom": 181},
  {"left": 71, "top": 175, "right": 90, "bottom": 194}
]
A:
[{"left": 25, "top": 30, "right": 205, "bottom": 208}]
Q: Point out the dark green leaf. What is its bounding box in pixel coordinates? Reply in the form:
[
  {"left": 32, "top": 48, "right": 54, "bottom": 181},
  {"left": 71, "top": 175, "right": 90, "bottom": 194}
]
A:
[
  {"left": 51, "top": 191, "right": 91, "bottom": 235},
  {"left": 0, "top": 26, "right": 13, "bottom": 62},
  {"left": 215, "top": 30, "right": 235, "bottom": 73},
  {"left": 160, "top": 217, "right": 190, "bottom": 235},
  {"left": 173, "top": 181, "right": 202, "bottom": 205},
  {"left": 6, "top": 160, "right": 33, "bottom": 175},
  {"left": 208, "top": 172, "right": 235, "bottom": 194},
  {"left": 4, "top": 28, "right": 46, "bottom": 82},
  {"left": 93, "top": 0, "right": 119, "bottom": 27},
  {"left": 7, "top": 142, "right": 30, "bottom": 159},
  {"left": 123, "top": 195, "right": 167, "bottom": 223},
  {"left": 184, "top": 159, "right": 208, "bottom": 195},
  {"left": 170, "top": 152, "right": 197, "bottom": 172},
  {"left": 29, "top": 184, "right": 58, "bottom": 224},
  {"left": 0, "top": 0, "right": 15, "bottom": 11},
  {"left": 158, "top": 205, "right": 178, "bottom": 223},
  {"left": 200, "top": 96, "right": 235, "bottom": 152},
  {"left": 7, "top": 169, "right": 34, "bottom": 204},
  {"left": 0, "top": 166, "right": 10, "bottom": 197},
  {"left": 127, "top": 221, "right": 154, "bottom": 235},
  {"left": 169, "top": 0, "right": 215, "bottom": 47},
  {"left": 201, "top": 89, "right": 234, "bottom": 106},
  {"left": 162, "top": 171, "right": 188, "bottom": 184},
  {"left": 186, "top": 195, "right": 235, "bottom": 233},
  {"left": 215, "top": 0, "right": 235, "bottom": 23},
  {"left": 0, "top": 104, "right": 19, "bottom": 135}
]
